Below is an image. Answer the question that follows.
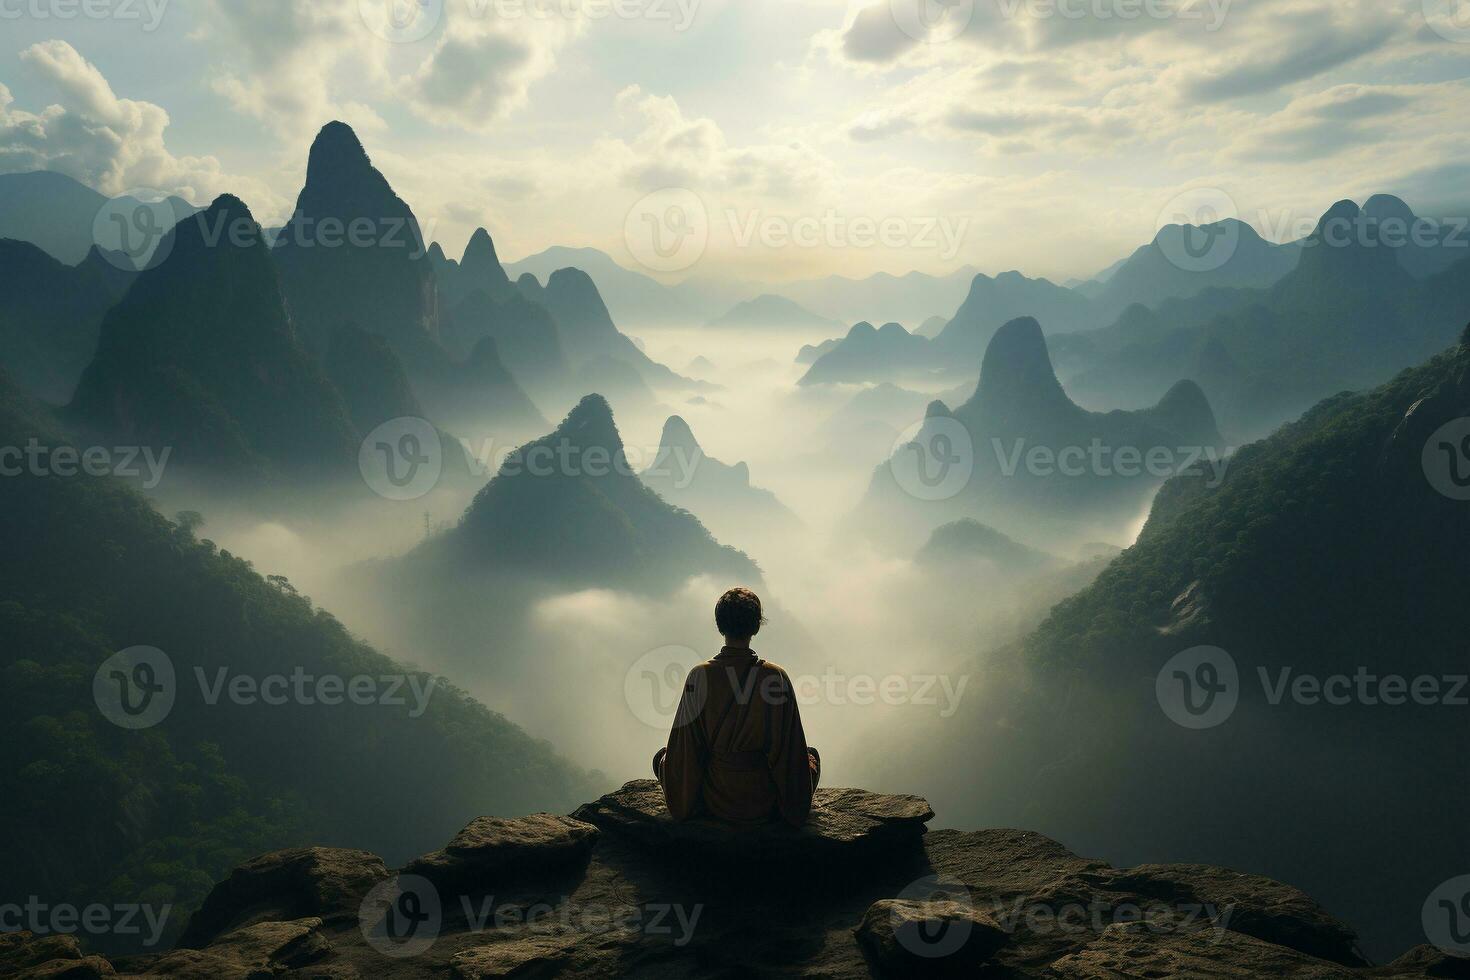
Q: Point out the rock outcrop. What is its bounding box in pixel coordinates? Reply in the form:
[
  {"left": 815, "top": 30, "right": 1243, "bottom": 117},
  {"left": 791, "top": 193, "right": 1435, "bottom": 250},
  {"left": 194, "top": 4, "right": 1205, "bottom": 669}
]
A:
[{"left": 12, "top": 783, "right": 1462, "bottom": 979}]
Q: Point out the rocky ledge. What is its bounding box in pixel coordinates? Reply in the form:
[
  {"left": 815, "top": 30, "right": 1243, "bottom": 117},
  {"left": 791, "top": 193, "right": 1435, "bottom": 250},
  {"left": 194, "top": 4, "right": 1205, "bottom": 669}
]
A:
[{"left": 6, "top": 781, "right": 1467, "bottom": 979}]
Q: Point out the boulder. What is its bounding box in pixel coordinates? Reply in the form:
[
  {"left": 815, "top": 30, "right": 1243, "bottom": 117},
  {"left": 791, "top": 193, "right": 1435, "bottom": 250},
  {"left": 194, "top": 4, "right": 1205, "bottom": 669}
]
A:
[
  {"left": 16, "top": 958, "right": 115, "bottom": 980},
  {"left": 136, "top": 918, "right": 330, "bottom": 978},
  {"left": 1, "top": 933, "right": 115, "bottom": 980},
  {"left": 1389, "top": 945, "right": 1470, "bottom": 978},
  {"left": 177, "top": 847, "right": 388, "bottom": 949},
  {"left": 572, "top": 779, "right": 932, "bottom": 865},
  {"left": 1098, "top": 863, "right": 1365, "bottom": 966},
  {"left": 1045, "top": 920, "right": 1358, "bottom": 978},
  {"left": 855, "top": 898, "right": 1008, "bottom": 977},
  {"left": 449, "top": 933, "right": 586, "bottom": 978},
  {"left": 403, "top": 813, "right": 600, "bottom": 888}
]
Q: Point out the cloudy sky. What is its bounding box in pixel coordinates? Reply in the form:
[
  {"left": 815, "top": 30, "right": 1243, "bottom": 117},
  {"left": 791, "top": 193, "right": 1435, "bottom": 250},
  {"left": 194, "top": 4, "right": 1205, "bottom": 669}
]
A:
[{"left": 2, "top": 0, "right": 1469, "bottom": 284}]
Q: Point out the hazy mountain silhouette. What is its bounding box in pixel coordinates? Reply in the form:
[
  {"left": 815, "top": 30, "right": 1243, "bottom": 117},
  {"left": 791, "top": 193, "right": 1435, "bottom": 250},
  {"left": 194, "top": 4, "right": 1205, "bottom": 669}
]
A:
[
  {"left": 1089, "top": 219, "right": 1301, "bottom": 321},
  {"left": 407, "top": 394, "right": 757, "bottom": 593},
  {"left": 801, "top": 272, "right": 1095, "bottom": 384},
  {"left": 0, "top": 240, "right": 134, "bottom": 402},
  {"left": 504, "top": 245, "right": 737, "bottom": 327},
  {"left": 933, "top": 270, "right": 1095, "bottom": 356},
  {"left": 538, "top": 267, "right": 701, "bottom": 391},
  {"left": 916, "top": 518, "right": 1057, "bottom": 574},
  {"left": 854, "top": 316, "right": 1224, "bottom": 550},
  {"left": 799, "top": 321, "right": 935, "bottom": 385},
  {"left": 68, "top": 195, "right": 359, "bottom": 483},
  {"left": 273, "top": 122, "right": 439, "bottom": 363},
  {"left": 0, "top": 170, "right": 196, "bottom": 266},
  {"left": 767, "top": 266, "right": 980, "bottom": 327},
  {"left": 641, "top": 415, "right": 800, "bottom": 544},
  {"left": 706, "top": 294, "right": 839, "bottom": 332},
  {"left": 1060, "top": 199, "right": 1470, "bottom": 438}
]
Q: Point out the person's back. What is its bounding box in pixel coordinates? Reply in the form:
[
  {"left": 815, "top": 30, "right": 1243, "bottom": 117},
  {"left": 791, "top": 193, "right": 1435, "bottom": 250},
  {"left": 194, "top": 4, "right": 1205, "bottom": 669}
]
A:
[{"left": 655, "top": 588, "right": 820, "bottom": 827}]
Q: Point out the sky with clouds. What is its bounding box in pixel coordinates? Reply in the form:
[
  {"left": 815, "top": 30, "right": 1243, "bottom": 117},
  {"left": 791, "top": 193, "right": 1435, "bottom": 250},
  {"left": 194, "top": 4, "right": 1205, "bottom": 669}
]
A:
[{"left": 1, "top": 0, "right": 1469, "bottom": 284}]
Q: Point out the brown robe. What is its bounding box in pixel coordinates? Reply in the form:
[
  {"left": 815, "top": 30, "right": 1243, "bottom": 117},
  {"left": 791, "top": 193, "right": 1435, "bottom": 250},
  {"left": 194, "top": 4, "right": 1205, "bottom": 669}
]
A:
[{"left": 658, "top": 648, "right": 818, "bottom": 827}]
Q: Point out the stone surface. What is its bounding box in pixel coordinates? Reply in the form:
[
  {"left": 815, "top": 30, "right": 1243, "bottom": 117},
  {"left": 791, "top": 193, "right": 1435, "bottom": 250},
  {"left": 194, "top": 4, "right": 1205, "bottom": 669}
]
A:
[
  {"left": 31, "top": 790, "right": 1458, "bottom": 979},
  {"left": 1101, "top": 862, "right": 1365, "bottom": 966},
  {"left": 855, "top": 898, "right": 1008, "bottom": 977},
  {"left": 404, "top": 813, "right": 599, "bottom": 887},
  {"left": 572, "top": 779, "right": 932, "bottom": 864},
  {"left": 1045, "top": 921, "right": 1357, "bottom": 978},
  {"left": 135, "top": 918, "right": 330, "bottom": 978},
  {"left": 449, "top": 933, "right": 586, "bottom": 979},
  {"left": 178, "top": 847, "right": 388, "bottom": 949}
]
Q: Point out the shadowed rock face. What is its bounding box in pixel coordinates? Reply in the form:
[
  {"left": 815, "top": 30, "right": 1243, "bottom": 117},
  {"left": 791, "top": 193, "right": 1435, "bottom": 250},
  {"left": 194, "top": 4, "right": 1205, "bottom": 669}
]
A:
[
  {"left": 572, "top": 779, "right": 933, "bottom": 865},
  {"left": 16, "top": 784, "right": 1452, "bottom": 979}
]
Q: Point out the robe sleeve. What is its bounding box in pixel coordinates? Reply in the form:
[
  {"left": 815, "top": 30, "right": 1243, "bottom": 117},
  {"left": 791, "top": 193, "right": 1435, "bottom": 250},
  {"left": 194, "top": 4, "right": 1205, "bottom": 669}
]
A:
[
  {"left": 661, "top": 666, "right": 707, "bottom": 822},
  {"left": 766, "top": 667, "right": 814, "bottom": 827}
]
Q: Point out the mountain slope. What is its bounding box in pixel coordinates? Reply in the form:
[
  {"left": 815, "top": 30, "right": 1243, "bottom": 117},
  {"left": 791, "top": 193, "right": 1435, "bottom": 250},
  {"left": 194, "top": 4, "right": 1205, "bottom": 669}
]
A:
[
  {"left": 853, "top": 317, "right": 1224, "bottom": 550},
  {"left": 538, "top": 267, "right": 699, "bottom": 391},
  {"left": 1060, "top": 200, "right": 1470, "bottom": 438},
  {"left": 425, "top": 394, "right": 757, "bottom": 592},
  {"left": 929, "top": 332, "right": 1470, "bottom": 960},
  {"left": 1091, "top": 219, "right": 1301, "bottom": 321},
  {"left": 273, "top": 122, "right": 440, "bottom": 362},
  {"left": 705, "top": 294, "right": 839, "bottom": 332},
  {"left": 68, "top": 195, "right": 360, "bottom": 483},
  {"left": 0, "top": 371, "right": 592, "bottom": 951},
  {"left": 933, "top": 270, "right": 1097, "bottom": 357},
  {"left": 0, "top": 239, "right": 133, "bottom": 403},
  {"left": 640, "top": 415, "right": 800, "bottom": 544},
  {"left": 0, "top": 170, "right": 196, "bottom": 266}
]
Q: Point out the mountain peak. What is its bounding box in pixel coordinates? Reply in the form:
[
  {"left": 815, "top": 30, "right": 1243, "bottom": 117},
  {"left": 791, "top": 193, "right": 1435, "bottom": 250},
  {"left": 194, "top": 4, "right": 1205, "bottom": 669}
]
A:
[
  {"left": 1362, "top": 194, "right": 1416, "bottom": 223},
  {"left": 1312, "top": 199, "right": 1362, "bottom": 238},
  {"left": 972, "top": 317, "right": 1071, "bottom": 422},
  {"left": 463, "top": 227, "right": 499, "bottom": 264},
  {"left": 305, "top": 121, "right": 371, "bottom": 181},
  {"left": 1152, "top": 379, "right": 1221, "bottom": 444},
  {"left": 552, "top": 393, "right": 623, "bottom": 453},
  {"left": 461, "top": 227, "right": 510, "bottom": 293},
  {"left": 659, "top": 415, "right": 701, "bottom": 454}
]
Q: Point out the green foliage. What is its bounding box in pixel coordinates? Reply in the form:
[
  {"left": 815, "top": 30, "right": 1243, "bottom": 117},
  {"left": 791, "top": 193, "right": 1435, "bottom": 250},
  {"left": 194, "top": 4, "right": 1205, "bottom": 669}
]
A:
[{"left": 0, "top": 373, "right": 594, "bottom": 951}]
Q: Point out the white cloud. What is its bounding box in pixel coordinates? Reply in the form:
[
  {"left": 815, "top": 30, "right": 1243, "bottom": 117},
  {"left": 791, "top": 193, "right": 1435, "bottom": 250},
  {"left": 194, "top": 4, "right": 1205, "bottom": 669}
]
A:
[{"left": 0, "top": 40, "right": 276, "bottom": 209}]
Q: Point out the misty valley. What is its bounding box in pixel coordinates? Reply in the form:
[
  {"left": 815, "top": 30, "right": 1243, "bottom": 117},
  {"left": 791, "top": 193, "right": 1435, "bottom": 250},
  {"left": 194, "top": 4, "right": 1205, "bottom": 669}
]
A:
[{"left": 3, "top": 4, "right": 1470, "bottom": 977}]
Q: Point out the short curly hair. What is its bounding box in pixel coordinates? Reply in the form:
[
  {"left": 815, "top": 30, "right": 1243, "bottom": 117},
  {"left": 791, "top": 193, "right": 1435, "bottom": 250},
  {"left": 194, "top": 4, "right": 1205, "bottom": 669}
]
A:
[{"left": 715, "top": 587, "right": 765, "bottom": 639}]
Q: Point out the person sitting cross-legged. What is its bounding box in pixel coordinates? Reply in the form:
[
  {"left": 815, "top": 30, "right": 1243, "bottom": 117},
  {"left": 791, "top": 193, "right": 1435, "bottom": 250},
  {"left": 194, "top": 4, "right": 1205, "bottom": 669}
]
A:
[{"left": 653, "top": 587, "right": 820, "bottom": 827}]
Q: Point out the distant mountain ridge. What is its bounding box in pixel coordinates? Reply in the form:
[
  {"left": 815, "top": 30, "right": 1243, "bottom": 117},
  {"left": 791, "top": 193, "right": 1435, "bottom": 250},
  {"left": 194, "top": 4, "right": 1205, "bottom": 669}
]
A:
[
  {"left": 640, "top": 415, "right": 800, "bottom": 544},
  {"left": 68, "top": 195, "right": 361, "bottom": 483},
  {"left": 706, "top": 294, "right": 838, "bottom": 332},
  {"left": 413, "top": 394, "right": 758, "bottom": 592},
  {"left": 0, "top": 170, "right": 197, "bottom": 266},
  {"left": 853, "top": 316, "right": 1224, "bottom": 550}
]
